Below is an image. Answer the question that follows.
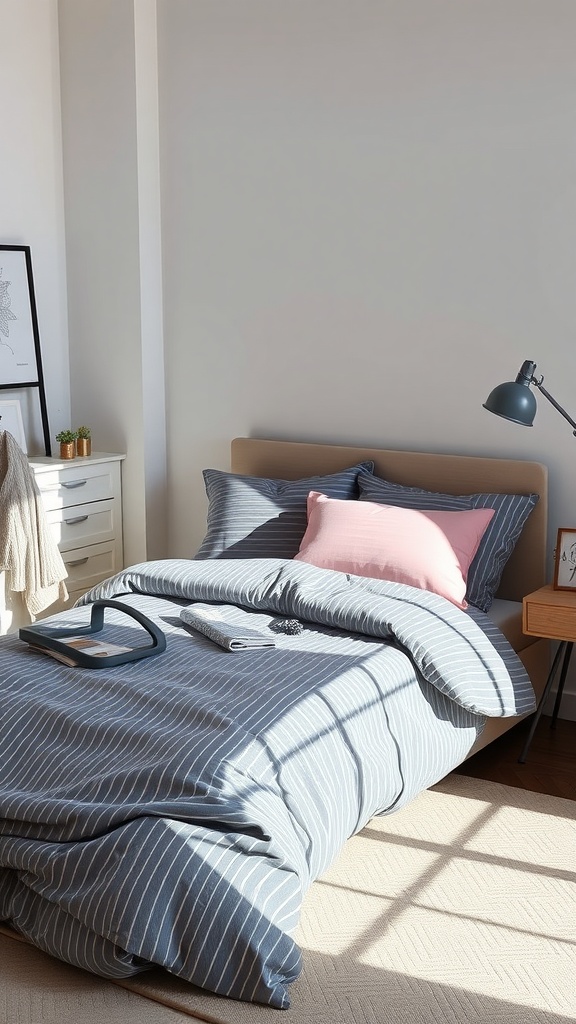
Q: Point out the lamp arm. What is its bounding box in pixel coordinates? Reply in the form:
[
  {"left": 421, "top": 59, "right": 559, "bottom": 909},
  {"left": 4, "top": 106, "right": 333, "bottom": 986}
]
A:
[{"left": 533, "top": 377, "right": 576, "bottom": 436}]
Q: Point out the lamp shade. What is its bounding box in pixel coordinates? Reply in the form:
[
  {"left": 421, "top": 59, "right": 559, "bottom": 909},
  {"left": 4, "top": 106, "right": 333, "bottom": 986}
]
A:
[
  {"left": 483, "top": 380, "right": 537, "bottom": 426},
  {"left": 483, "top": 360, "right": 538, "bottom": 426},
  {"left": 484, "top": 359, "right": 576, "bottom": 438}
]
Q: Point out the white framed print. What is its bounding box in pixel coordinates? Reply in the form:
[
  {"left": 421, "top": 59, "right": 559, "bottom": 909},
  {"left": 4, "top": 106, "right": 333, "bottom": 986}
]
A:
[
  {"left": 0, "top": 398, "right": 27, "bottom": 452},
  {"left": 553, "top": 527, "right": 576, "bottom": 591},
  {"left": 0, "top": 246, "right": 41, "bottom": 385},
  {"left": 0, "top": 244, "right": 51, "bottom": 455}
]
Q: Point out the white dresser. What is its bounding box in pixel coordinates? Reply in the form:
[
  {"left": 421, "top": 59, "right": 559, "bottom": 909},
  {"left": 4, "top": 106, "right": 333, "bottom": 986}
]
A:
[{"left": 0, "top": 452, "right": 125, "bottom": 635}]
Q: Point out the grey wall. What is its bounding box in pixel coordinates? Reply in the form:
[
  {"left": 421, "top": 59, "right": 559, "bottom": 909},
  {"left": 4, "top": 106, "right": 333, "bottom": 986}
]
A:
[
  {"left": 157, "top": 0, "right": 576, "bottom": 562},
  {"left": 0, "top": 0, "right": 69, "bottom": 451}
]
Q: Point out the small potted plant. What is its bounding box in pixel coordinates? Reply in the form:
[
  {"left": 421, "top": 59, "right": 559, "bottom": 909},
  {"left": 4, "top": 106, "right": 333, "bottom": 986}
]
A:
[
  {"left": 56, "top": 429, "right": 78, "bottom": 460},
  {"left": 76, "top": 424, "right": 92, "bottom": 457}
]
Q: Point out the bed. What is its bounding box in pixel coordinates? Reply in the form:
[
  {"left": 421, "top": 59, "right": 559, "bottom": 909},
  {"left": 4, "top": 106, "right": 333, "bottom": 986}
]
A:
[
  {"left": 228, "top": 438, "right": 549, "bottom": 756},
  {"left": 0, "top": 437, "right": 549, "bottom": 1009}
]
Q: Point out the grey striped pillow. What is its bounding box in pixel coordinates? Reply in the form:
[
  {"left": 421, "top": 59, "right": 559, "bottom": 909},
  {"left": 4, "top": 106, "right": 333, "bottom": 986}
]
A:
[
  {"left": 195, "top": 462, "right": 374, "bottom": 561},
  {"left": 358, "top": 473, "right": 538, "bottom": 612}
]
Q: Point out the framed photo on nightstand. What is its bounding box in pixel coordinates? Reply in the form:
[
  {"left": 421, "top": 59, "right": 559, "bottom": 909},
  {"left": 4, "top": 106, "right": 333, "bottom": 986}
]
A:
[{"left": 552, "top": 527, "right": 576, "bottom": 590}]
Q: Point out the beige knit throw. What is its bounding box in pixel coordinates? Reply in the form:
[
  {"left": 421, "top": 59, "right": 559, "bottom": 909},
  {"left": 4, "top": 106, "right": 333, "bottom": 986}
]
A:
[{"left": 0, "top": 430, "right": 68, "bottom": 616}]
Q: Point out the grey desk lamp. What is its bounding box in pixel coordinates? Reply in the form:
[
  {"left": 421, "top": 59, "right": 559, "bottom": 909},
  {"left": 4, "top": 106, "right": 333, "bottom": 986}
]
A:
[
  {"left": 483, "top": 359, "right": 576, "bottom": 435},
  {"left": 484, "top": 358, "right": 576, "bottom": 765}
]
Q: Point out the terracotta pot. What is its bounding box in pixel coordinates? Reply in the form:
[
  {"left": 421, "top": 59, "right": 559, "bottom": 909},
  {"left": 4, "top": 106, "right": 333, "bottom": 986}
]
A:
[
  {"left": 59, "top": 442, "right": 75, "bottom": 460},
  {"left": 76, "top": 438, "right": 91, "bottom": 457}
]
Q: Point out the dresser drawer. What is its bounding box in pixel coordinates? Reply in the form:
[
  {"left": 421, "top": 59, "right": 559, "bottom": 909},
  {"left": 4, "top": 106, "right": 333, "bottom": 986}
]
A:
[
  {"left": 35, "top": 461, "right": 121, "bottom": 511},
  {"left": 61, "top": 540, "right": 122, "bottom": 594},
  {"left": 45, "top": 499, "right": 117, "bottom": 552}
]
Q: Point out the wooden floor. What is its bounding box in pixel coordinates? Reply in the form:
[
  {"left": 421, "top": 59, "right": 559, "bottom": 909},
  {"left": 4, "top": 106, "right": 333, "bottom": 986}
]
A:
[{"left": 453, "top": 714, "right": 576, "bottom": 800}]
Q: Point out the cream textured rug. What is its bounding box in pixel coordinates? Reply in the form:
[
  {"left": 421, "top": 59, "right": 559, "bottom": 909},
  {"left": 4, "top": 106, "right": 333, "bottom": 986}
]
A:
[{"left": 1, "top": 774, "right": 574, "bottom": 1024}]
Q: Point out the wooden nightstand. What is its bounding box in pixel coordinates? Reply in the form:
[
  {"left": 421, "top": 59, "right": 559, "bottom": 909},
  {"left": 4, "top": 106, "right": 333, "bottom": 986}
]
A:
[{"left": 519, "top": 584, "right": 576, "bottom": 763}]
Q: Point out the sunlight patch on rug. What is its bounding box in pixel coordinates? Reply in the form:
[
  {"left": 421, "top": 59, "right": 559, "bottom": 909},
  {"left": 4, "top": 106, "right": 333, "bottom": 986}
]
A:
[{"left": 297, "top": 780, "right": 575, "bottom": 1018}]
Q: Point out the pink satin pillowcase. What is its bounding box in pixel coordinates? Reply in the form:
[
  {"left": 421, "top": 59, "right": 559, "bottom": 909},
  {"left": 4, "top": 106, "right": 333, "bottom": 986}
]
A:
[{"left": 294, "top": 491, "right": 496, "bottom": 609}]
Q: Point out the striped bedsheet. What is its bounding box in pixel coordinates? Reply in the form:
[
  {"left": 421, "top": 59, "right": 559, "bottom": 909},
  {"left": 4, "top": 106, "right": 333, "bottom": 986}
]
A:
[{"left": 0, "top": 558, "right": 534, "bottom": 1008}]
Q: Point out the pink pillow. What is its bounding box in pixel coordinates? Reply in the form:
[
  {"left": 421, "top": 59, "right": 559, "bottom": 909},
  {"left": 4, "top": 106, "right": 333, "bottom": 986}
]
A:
[{"left": 294, "top": 492, "right": 496, "bottom": 609}]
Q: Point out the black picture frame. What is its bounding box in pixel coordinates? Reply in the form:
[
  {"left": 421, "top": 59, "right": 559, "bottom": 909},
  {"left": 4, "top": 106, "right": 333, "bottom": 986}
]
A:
[{"left": 0, "top": 244, "right": 51, "bottom": 455}]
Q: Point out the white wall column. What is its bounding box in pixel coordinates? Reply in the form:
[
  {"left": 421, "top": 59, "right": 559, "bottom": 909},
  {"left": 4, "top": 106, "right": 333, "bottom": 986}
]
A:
[{"left": 58, "top": 0, "right": 166, "bottom": 564}]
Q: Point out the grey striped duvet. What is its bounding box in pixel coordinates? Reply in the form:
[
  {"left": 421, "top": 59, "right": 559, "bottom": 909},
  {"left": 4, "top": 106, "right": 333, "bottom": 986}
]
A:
[{"left": 0, "top": 558, "right": 534, "bottom": 1007}]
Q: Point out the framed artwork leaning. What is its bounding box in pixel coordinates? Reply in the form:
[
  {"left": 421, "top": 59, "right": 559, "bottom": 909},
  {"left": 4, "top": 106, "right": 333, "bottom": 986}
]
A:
[{"left": 0, "top": 244, "right": 50, "bottom": 455}]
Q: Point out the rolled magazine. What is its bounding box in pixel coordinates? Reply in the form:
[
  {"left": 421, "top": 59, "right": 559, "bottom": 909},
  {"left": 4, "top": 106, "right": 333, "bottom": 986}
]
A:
[{"left": 180, "top": 603, "right": 276, "bottom": 651}]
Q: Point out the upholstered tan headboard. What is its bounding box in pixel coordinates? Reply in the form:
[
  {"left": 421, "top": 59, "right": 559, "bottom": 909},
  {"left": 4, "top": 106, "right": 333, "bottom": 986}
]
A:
[{"left": 230, "top": 437, "right": 548, "bottom": 603}]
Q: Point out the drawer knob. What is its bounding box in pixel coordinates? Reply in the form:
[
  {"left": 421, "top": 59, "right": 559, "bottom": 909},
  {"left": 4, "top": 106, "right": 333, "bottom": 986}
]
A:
[
  {"left": 62, "top": 479, "right": 87, "bottom": 489},
  {"left": 64, "top": 515, "right": 89, "bottom": 525},
  {"left": 66, "top": 557, "right": 89, "bottom": 567}
]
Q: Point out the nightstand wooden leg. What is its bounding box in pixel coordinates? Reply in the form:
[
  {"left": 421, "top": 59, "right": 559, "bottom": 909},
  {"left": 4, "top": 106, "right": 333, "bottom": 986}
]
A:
[{"left": 518, "top": 641, "right": 567, "bottom": 764}]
